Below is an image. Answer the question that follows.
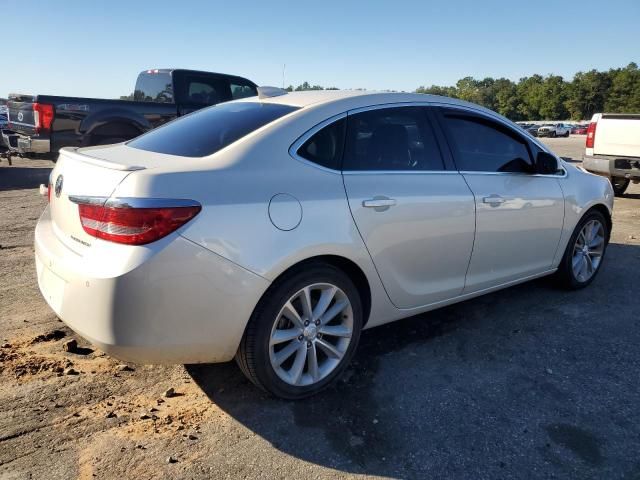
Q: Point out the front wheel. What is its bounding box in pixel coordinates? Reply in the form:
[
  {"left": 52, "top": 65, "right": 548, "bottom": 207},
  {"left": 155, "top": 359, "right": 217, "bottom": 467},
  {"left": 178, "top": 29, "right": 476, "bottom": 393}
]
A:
[
  {"left": 554, "top": 210, "right": 609, "bottom": 289},
  {"left": 564, "top": 131, "right": 570, "bottom": 137},
  {"left": 612, "top": 177, "right": 630, "bottom": 196},
  {"left": 236, "top": 264, "right": 363, "bottom": 399}
]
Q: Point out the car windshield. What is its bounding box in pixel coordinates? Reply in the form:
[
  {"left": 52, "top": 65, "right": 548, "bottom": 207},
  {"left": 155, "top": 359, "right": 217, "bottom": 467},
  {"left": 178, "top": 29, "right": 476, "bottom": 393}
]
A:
[{"left": 128, "top": 102, "right": 299, "bottom": 157}]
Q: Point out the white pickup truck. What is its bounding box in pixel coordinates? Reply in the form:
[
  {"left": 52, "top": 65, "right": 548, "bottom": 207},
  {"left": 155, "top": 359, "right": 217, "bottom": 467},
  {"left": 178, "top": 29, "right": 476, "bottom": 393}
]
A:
[{"left": 583, "top": 113, "right": 640, "bottom": 196}]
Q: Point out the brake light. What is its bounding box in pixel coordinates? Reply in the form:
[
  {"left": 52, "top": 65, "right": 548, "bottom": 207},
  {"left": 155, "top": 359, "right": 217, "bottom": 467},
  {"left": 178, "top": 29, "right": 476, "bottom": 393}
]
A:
[
  {"left": 33, "top": 103, "right": 54, "bottom": 132},
  {"left": 586, "top": 121, "right": 597, "bottom": 148},
  {"left": 78, "top": 203, "right": 201, "bottom": 245}
]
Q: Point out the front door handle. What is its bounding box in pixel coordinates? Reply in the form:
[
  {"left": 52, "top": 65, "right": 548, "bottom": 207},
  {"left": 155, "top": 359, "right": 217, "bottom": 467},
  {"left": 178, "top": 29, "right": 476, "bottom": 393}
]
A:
[
  {"left": 482, "top": 195, "right": 505, "bottom": 205},
  {"left": 363, "top": 197, "right": 396, "bottom": 211}
]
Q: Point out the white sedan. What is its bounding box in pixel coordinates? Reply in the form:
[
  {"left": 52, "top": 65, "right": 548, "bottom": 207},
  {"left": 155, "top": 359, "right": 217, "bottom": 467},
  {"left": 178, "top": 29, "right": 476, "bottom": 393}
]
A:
[{"left": 36, "top": 89, "right": 613, "bottom": 398}]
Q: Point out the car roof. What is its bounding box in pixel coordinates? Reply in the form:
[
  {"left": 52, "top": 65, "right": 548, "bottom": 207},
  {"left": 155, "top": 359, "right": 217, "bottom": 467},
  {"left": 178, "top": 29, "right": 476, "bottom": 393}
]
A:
[{"left": 235, "top": 89, "right": 498, "bottom": 114}]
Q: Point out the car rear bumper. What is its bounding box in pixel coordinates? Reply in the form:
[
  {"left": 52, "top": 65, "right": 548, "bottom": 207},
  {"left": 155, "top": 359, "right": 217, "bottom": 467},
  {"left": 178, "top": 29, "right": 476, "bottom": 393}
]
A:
[
  {"left": 35, "top": 207, "right": 270, "bottom": 364},
  {"left": 2, "top": 131, "right": 50, "bottom": 154},
  {"left": 583, "top": 154, "right": 640, "bottom": 180}
]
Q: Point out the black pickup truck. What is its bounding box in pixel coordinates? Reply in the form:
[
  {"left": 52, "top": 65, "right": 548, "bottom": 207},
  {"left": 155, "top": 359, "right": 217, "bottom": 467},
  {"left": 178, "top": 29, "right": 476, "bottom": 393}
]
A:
[{"left": 2, "top": 69, "right": 257, "bottom": 160}]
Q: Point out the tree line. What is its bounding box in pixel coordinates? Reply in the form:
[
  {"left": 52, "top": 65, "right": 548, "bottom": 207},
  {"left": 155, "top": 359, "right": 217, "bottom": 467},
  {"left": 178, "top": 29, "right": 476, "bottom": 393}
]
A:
[{"left": 287, "top": 62, "right": 639, "bottom": 121}]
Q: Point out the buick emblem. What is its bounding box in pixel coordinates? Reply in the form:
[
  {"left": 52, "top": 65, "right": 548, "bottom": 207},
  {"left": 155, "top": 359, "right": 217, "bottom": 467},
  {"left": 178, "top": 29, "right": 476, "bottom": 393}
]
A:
[
  {"left": 17, "top": 111, "right": 23, "bottom": 122},
  {"left": 54, "top": 175, "right": 64, "bottom": 198}
]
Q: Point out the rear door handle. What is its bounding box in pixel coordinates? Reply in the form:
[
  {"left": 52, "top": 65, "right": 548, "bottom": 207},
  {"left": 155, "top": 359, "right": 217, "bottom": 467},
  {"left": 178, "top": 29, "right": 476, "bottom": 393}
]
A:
[
  {"left": 363, "top": 197, "right": 396, "bottom": 210},
  {"left": 482, "top": 195, "right": 505, "bottom": 205}
]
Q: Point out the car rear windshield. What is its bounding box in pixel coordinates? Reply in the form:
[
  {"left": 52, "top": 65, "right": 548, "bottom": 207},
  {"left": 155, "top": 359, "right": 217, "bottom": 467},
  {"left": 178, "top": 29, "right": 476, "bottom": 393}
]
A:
[{"left": 127, "top": 102, "right": 299, "bottom": 157}]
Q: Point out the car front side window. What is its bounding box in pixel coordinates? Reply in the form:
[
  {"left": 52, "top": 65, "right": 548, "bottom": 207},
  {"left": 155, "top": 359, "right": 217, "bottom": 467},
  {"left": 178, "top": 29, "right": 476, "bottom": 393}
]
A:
[
  {"left": 343, "top": 106, "right": 444, "bottom": 171},
  {"left": 442, "top": 112, "right": 535, "bottom": 174}
]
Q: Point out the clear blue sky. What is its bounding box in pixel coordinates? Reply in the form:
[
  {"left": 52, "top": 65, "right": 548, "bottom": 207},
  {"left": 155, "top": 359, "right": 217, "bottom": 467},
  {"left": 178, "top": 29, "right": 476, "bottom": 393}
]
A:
[{"left": 2, "top": 0, "right": 638, "bottom": 98}]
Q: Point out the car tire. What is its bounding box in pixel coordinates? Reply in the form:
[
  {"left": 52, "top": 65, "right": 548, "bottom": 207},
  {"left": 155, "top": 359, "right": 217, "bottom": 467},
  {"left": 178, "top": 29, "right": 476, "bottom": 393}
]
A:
[
  {"left": 564, "top": 131, "right": 570, "bottom": 137},
  {"left": 554, "top": 209, "right": 609, "bottom": 290},
  {"left": 550, "top": 131, "right": 557, "bottom": 138},
  {"left": 236, "top": 263, "right": 363, "bottom": 399},
  {"left": 612, "top": 177, "right": 630, "bottom": 197}
]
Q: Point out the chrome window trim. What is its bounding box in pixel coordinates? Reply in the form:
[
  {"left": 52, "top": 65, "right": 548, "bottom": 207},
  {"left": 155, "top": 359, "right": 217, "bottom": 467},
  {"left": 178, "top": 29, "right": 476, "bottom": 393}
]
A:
[
  {"left": 69, "top": 196, "right": 201, "bottom": 209},
  {"left": 342, "top": 170, "right": 460, "bottom": 176},
  {"left": 459, "top": 170, "right": 568, "bottom": 179},
  {"left": 288, "top": 99, "right": 565, "bottom": 176},
  {"left": 288, "top": 112, "right": 346, "bottom": 174}
]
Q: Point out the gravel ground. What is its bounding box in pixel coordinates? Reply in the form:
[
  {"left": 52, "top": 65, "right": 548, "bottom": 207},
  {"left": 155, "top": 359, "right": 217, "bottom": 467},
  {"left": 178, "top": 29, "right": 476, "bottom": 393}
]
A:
[{"left": 1, "top": 136, "right": 639, "bottom": 479}]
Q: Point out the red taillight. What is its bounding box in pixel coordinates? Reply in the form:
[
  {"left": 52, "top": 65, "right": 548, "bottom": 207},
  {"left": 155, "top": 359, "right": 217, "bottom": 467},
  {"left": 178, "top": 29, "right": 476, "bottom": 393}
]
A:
[
  {"left": 586, "top": 121, "right": 597, "bottom": 148},
  {"left": 78, "top": 204, "right": 201, "bottom": 245},
  {"left": 33, "top": 103, "right": 54, "bottom": 132}
]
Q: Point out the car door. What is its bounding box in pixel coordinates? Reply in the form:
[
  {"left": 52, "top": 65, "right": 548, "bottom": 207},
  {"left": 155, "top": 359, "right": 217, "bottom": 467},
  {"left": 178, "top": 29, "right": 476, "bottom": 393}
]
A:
[
  {"left": 341, "top": 105, "right": 476, "bottom": 309},
  {"left": 437, "top": 107, "right": 565, "bottom": 293}
]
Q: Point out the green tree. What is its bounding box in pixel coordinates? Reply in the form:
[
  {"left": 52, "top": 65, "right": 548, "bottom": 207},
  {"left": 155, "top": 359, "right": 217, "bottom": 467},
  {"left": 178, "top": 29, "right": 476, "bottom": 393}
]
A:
[
  {"left": 564, "top": 70, "right": 610, "bottom": 120},
  {"left": 539, "top": 75, "right": 569, "bottom": 120},
  {"left": 605, "top": 62, "right": 640, "bottom": 112}
]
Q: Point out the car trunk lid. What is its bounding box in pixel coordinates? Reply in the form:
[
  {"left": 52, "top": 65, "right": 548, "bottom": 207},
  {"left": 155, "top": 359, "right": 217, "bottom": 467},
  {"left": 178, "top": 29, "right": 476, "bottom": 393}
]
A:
[{"left": 48, "top": 147, "right": 143, "bottom": 254}]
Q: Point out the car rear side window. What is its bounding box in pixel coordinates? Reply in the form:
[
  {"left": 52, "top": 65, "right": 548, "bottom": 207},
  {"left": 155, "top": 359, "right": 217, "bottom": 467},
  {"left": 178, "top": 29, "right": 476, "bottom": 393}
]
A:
[
  {"left": 128, "top": 102, "right": 299, "bottom": 157},
  {"left": 442, "top": 113, "right": 534, "bottom": 173},
  {"left": 343, "top": 107, "right": 444, "bottom": 171},
  {"left": 297, "top": 118, "right": 346, "bottom": 170},
  {"left": 134, "top": 72, "right": 174, "bottom": 103},
  {"left": 231, "top": 82, "right": 258, "bottom": 100}
]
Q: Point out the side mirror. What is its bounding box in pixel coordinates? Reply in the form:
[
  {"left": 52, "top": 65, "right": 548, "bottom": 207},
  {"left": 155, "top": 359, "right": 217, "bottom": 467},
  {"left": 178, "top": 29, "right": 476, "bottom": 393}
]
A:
[{"left": 536, "top": 151, "right": 558, "bottom": 175}]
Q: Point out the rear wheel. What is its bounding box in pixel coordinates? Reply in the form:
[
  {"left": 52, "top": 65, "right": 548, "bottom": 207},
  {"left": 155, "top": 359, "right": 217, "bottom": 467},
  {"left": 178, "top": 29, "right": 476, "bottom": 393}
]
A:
[
  {"left": 555, "top": 210, "right": 609, "bottom": 289},
  {"left": 564, "top": 130, "right": 570, "bottom": 137},
  {"left": 236, "top": 264, "right": 362, "bottom": 399},
  {"left": 612, "top": 177, "right": 630, "bottom": 197}
]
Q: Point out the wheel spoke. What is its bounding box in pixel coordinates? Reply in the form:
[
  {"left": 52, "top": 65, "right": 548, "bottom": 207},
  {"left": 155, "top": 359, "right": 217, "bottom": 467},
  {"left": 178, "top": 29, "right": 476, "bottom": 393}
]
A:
[
  {"left": 572, "top": 253, "right": 583, "bottom": 272},
  {"left": 299, "top": 287, "right": 313, "bottom": 320},
  {"left": 320, "top": 299, "right": 348, "bottom": 326},
  {"left": 578, "top": 256, "right": 589, "bottom": 279},
  {"left": 271, "top": 328, "right": 301, "bottom": 345},
  {"left": 307, "top": 343, "right": 319, "bottom": 381},
  {"left": 589, "top": 234, "right": 604, "bottom": 249},
  {"left": 288, "top": 344, "right": 307, "bottom": 385},
  {"left": 316, "top": 338, "right": 342, "bottom": 359},
  {"left": 585, "top": 254, "right": 594, "bottom": 274},
  {"left": 282, "top": 301, "right": 304, "bottom": 329},
  {"left": 274, "top": 339, "right": 300, "bottom": 366},
  {"left": 312, "top": 286, "right": 336, "bottom": 321},
  {"left": 319, "top": 324, "right": 351, "bottom": 338}
]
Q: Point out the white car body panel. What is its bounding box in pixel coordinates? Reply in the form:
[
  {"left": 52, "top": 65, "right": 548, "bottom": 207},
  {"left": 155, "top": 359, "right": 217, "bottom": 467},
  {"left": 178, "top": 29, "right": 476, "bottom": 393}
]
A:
[{"left": 35, "top": 91, "right": 614, "bottom": 364}]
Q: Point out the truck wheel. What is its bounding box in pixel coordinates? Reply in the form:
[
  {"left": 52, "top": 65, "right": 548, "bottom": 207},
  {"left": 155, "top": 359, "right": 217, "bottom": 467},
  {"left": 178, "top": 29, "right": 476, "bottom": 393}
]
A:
[
  {"left": 564, "top": 131, "right": 570, "bottom": 137},
  {"left": 550, "top": 131, "right": 556, "bottom": 138},
  {"left": 612, "top": 178, "right": 630, "bottom": 196},
  {"left": 554, "top": 209, "right": 609, "bottom": 289}
]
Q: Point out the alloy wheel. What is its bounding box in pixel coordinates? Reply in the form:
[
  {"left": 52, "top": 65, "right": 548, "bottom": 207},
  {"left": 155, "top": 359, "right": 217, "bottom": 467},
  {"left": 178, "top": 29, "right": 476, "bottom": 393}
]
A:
[
  {"left": 572, "top": 219, "right": 605, "bottom": 282},
  {"left": 269, "top": 283, "right": 353, "bottom": 387}
]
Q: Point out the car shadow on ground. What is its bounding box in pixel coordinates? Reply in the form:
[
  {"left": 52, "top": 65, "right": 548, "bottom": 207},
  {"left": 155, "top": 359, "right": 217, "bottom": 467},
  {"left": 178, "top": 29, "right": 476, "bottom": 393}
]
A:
[
  {"left": 187, "top": 242, "right": 640, "bottom": 477},
  {"left": 0, "top": 167, "right": 52, "bottom": 191}
]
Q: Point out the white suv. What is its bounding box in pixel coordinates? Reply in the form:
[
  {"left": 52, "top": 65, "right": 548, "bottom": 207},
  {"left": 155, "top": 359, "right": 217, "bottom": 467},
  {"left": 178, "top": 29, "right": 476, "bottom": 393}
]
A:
[{"left": 537, "top": 123, "right": 571, "bottom": 138}]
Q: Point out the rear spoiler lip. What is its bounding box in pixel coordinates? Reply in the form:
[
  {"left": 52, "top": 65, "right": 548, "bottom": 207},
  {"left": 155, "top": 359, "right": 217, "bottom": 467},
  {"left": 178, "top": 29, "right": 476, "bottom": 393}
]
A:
[{"left": 59, "top": 147, "right": 146, "bottom": 172}]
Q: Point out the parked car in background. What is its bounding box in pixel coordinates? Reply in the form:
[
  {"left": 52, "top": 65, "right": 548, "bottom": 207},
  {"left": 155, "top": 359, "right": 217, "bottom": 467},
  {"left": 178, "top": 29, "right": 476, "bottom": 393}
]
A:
[
  {"left": 35, "top": 89, "right": 613, "bottom": 398},
  {"left": 524, "top": 124, "right": 540, "bottom": 137},
  {"left": 572, "top": 124, "right": 588, "bottom": 135},
  {"left": 0, "top": 98, "right": 8, "bottom": 151},
  {"left": 3, "top": 69, "right": 257, "bottom": 161},
  {"left": 537, "top": 123, "right": 571, "bottom": 137},
  {"left": 583, "top": 113, "right": 640, "bottom": 196}
]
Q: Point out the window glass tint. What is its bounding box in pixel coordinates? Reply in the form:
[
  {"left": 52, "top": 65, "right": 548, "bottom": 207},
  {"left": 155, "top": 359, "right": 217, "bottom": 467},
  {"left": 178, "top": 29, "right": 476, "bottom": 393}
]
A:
[
  {"left": 297, "top": 118, "right": 346, "bottom": 170},
  {"left": 443, "top": 114, "right": 533, "bottom": 173},
  {"left": 343, "top": 107, "right": 443, "bottom": 171},
  {"left": 133, "top": 72, "right": 174, "bottom": 103},
  {"left": 182, "top": 75, "right": 231, "bottom": 105},
  {"left": 128, "top": 102, "right": 299, "bottom": 157},
  {"left": 231, "top": 82, "right": 257, "bottom": 100}
]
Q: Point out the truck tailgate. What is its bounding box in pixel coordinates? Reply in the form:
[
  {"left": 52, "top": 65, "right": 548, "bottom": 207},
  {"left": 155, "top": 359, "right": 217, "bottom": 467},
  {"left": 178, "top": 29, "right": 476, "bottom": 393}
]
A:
[{"left": 594, "top": 114, "right": 640, "bottom": 158}]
